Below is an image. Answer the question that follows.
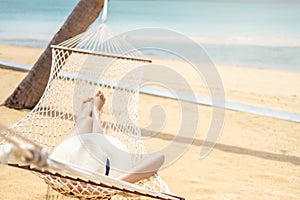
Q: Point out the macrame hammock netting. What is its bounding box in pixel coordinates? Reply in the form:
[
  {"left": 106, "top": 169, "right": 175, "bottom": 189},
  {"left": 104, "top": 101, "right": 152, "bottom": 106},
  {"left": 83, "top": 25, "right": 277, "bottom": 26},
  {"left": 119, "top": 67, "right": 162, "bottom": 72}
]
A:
[{"left": 0, "top": 1, "right": 181, "bottom": 199}]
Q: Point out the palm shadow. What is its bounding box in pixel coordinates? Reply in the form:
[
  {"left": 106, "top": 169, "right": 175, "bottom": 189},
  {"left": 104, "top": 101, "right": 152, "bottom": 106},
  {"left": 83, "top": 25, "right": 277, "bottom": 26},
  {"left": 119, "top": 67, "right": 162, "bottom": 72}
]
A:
[{"left": 141, "top": 128, "right": 300, "bottom": 166}]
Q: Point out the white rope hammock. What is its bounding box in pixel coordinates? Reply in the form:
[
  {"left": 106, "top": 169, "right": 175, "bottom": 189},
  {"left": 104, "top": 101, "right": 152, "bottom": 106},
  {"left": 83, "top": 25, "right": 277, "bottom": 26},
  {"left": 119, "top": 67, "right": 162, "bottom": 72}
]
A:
[
  {"left": 0, "top": 1, "right": 181, "bottom": 199},
  {"left": 0, "top": 128, "right": 182, "bottom": 200}
]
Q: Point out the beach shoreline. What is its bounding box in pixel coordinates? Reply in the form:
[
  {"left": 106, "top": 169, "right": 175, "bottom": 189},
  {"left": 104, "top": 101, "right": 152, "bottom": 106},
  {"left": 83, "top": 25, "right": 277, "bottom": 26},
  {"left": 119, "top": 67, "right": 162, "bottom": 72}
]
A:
[
  {"left": 0, "top": 44, "right": 299, "bottom": 113},
  {"left": 0, "top": 44, "right": 299, "bottom": 199}
]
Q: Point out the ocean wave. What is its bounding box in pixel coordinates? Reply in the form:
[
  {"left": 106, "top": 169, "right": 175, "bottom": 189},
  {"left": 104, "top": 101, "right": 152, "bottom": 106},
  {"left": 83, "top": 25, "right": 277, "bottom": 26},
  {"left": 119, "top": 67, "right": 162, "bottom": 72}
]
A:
[
  {"left": 0, "top": 39, "right": 48, "bottom": 48},
  {"left": 124, "top": 33, "right": 300, "bottom": 47},
  {"left": 192, "top": 36, "right": 300, "bottom": 47}
]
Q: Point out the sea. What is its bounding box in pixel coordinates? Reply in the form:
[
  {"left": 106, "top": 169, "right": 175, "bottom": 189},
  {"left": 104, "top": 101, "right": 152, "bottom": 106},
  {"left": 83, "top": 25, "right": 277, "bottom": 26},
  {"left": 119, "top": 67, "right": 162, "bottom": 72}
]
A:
[{"left": 0, "top": 0, "right": 300, "bottom": 71}]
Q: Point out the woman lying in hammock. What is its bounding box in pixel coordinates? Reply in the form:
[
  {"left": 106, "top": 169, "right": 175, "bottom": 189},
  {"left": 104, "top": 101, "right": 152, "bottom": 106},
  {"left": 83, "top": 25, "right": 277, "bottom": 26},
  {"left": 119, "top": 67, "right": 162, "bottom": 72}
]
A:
[{"left": 50, "top": 91, "right": 165, "bottom": 184}]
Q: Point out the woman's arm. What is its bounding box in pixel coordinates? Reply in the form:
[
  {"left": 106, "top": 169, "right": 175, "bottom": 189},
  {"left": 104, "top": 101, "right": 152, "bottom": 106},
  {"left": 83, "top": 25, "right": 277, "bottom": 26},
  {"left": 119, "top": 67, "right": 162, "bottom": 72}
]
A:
[{"left": 118, "top": 152, "right": 165, "bottom": 183}]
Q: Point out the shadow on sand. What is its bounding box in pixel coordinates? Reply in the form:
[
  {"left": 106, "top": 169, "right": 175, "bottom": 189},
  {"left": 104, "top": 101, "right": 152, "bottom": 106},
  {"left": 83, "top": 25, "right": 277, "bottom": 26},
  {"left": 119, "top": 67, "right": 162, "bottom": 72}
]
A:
[{"left": 141, "top": 129, "right": 300, "bottom": 166}]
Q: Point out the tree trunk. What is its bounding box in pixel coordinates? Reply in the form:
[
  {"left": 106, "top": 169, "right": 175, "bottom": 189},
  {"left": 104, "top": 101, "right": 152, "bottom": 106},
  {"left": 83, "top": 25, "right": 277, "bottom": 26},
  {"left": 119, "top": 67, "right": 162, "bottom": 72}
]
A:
[{"left": 4, "top": 0, "right": 104, "bottom": 109}]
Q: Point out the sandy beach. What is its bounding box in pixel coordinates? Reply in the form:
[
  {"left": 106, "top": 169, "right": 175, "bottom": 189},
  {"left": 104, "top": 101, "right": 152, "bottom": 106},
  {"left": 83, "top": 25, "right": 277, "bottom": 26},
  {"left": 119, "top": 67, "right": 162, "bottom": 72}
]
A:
[{"left": 0, "top": 44, "right": 299, "bottom": 199}]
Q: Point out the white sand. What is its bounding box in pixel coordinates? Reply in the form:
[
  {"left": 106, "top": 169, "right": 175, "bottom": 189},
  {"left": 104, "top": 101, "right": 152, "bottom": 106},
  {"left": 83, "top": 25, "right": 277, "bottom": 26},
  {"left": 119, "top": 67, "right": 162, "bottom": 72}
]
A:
[{"left": 0, "top": 45, "right": 299, "bottom": 199}]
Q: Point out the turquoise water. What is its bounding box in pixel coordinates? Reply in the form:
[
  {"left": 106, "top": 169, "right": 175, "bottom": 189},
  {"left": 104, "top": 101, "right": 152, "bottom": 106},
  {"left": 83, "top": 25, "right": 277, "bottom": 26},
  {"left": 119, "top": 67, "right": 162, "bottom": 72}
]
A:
[{"left": 0, "top": 0, "right": 300, "bottom": 71}]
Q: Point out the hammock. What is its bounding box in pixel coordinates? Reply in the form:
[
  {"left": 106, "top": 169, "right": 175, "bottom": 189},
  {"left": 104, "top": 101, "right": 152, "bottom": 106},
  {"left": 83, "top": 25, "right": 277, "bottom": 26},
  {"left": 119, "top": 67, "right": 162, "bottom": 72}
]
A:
[
  {"left": 0, "top": 127, "right": 182, "bottom": 200},
  {"left": 0, "top": 0, "right": 182, "bottom": 199}
]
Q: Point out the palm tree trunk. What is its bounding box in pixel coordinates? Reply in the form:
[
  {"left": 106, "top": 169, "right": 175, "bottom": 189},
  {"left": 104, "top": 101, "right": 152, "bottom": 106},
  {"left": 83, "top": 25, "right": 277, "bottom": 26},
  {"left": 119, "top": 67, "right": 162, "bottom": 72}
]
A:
[{"left": 4, "top": 0, "right": 104, "bottom": 109}]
